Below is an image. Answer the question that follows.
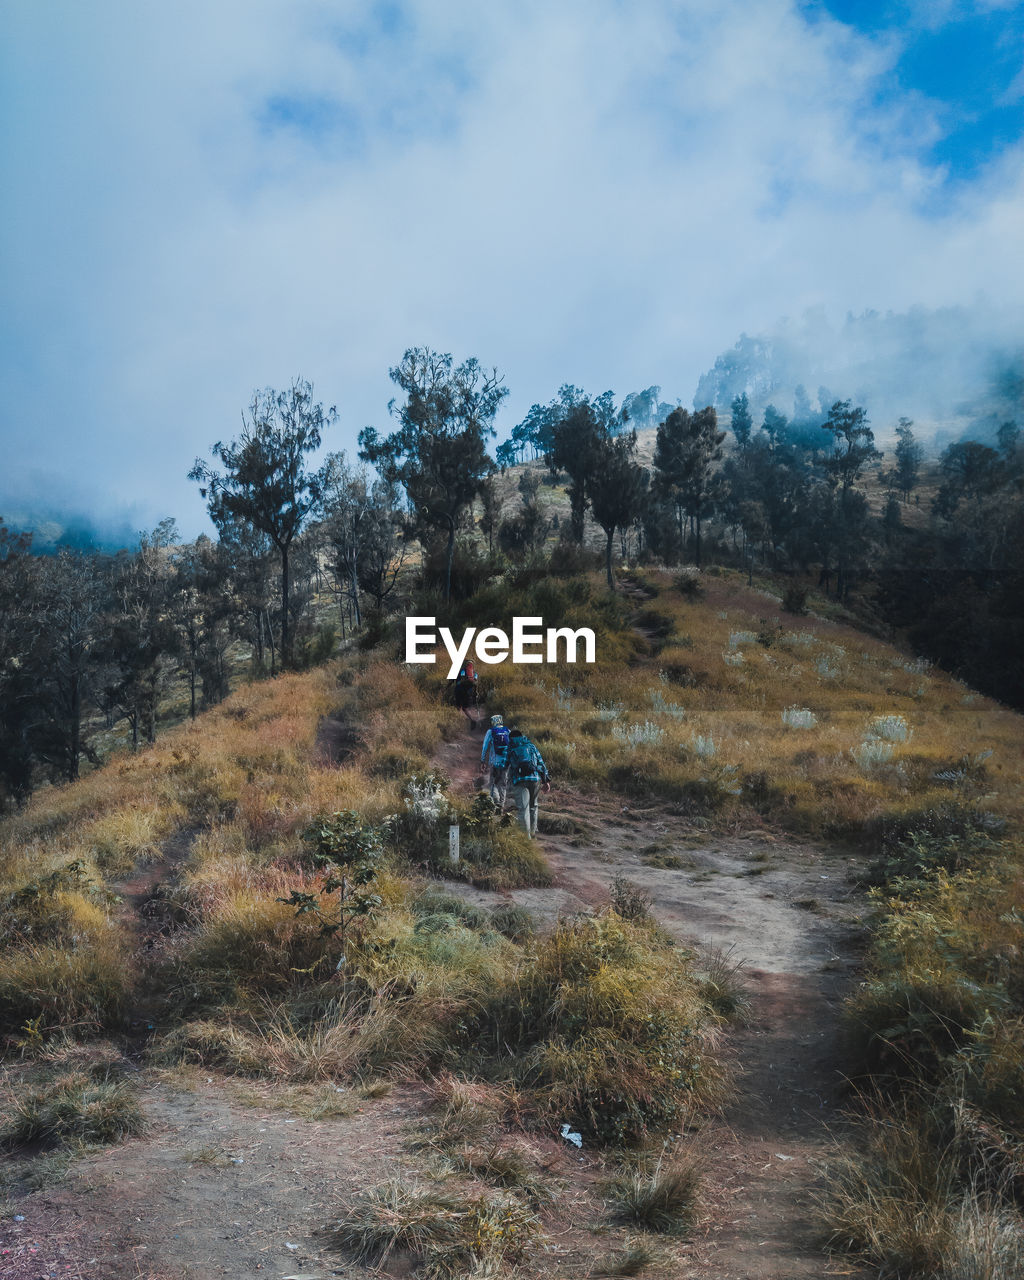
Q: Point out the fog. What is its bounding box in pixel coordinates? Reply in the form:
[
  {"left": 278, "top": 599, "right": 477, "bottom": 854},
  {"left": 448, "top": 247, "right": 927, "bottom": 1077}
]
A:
[
  {"left": 2, "top": 1, "right": 1023, "bottom": 539},
  {"left": 694, "top": 301, "right": 1023, "bottom": 446}
]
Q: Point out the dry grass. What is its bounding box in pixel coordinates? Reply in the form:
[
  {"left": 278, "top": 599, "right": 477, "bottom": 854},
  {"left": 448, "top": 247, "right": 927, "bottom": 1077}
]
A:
[
  {"left": 330, "top": 1177, "right": 542, "bottom": 1278},
  {"left": 608, "top": 1149, "right": 704, "bottom": 1234}
]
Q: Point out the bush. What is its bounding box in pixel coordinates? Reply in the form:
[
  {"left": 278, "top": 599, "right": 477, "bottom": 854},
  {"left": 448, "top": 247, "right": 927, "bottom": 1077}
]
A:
[
  {"left": 331, "top": 1179, "right": 540, "bottom": 1278},
  {"left": 474, "top": 914, "right": 718, "bottom": 1144},
  {"left": 489, "top": 904, "right": 536, "bottom": 942},
  {"left": 609, "top": 1151, "right": 703, "bottom": 1233},
  {"left": 0, "top": 939, "right": 131, "bottom": 1038},
  {"left": 3, "top": 1071, "right": 144, "bottom": 1148},
  {"left": 781, "top": 582, "right": 807, "bottom": 615},
  {"left": 610, "top": 877, "right": 653, "bottom": 924}
]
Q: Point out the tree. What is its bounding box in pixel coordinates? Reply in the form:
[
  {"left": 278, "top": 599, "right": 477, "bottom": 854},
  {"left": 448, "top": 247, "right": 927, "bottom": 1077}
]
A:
[
  {"left": 729, "top": 393, "right": 753, "bottom": 450},
  {"left": 545, "top": 401, "right": 607, "bottom": 543},
  {"left": 0, "top": 521, "right": 40, "bottom": 805},
  {"left": 893, "top": 418, "right": 923, "bottom": 502},
  {"left": 190, "top": 379, "right": 336, "bottom": 667},
  {"left": 820, "top": 400, "right": 880, "bottom": 598},
  {"left": 935, "top": 441, "right": 1000, "bottom": 517},
  {"left": 653, "top": 406, "right": 725, "bottom": 568},
  {"left": 359, "top": 349, "right": 506, "bottom": 603},
  {"left": 171, "top": 535, "right": 235, "bottom": 717},
  {"left": 35, "top": 548, "right": 107, "bottom": 778},
  {"left": 588, "top": 432, "right": 649, "bottom": 587},
  {"left": 761, "top": 404, "right": 788, "bottom": 450}
]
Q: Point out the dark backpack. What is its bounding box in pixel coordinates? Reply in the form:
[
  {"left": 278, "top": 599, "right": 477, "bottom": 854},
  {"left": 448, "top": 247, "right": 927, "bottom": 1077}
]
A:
[{"left": 490, "top": 725, "right": 510, "bottom": 766}]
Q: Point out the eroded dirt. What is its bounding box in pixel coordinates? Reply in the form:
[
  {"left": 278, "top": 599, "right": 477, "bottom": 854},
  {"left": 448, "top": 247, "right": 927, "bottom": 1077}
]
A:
[{"left": 434, "top": 730, "right": 871, "bottom": 1280}]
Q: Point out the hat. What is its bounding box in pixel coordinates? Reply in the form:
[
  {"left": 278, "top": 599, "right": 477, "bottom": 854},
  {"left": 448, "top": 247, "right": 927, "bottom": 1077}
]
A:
[{"left": 490, "top": 714, "right": 503, "bottom": 726}]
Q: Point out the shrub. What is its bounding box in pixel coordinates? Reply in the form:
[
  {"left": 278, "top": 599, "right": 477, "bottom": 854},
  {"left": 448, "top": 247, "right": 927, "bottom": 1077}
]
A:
[
  {"left": 613, "top": 722, "right": 665, "bottom": 748},
  {"left": 690, "top": 734, "right": 716, "bottom": 761},
  {"left": 3, "top": 1071, "right": 144, "bottom": 1148},
  {"left": 781, "top": 583, "right": 807, "bottom": 615},
  {"left": 413, "top": 889, "right": 488, "bottom": 931},
  {"left": 851, "top": 740, "right": 895, "bottom": 770},
  {"left": 610, "top": 877, "right": 653, "bottom": 923},
  {"left": 781, "top": 706, "right": 817, "bottom": 730},
  {"left": 609, "top": 1151, "right": 703, "bottom": 1233},
  {"left": 331, "top": 1180, "right": 540, "bottom": 1277},
  {"left": 867, "top": 715, "right": 912, "bottom": 743},
  {"left": 489, "top": 904, "right": 536, "bottom": 942},
  {"left": 475, "top": 914, "right": 718, "bottom": 1144},
  {"left": 648, "top": 689, "right": 686, "bottom": 720},
  {"left": 0, "top": 938, "right": 130, "bottom": 1038},
  {"left": 696, "top": 945, "right": 750, "bottom": 1022}
]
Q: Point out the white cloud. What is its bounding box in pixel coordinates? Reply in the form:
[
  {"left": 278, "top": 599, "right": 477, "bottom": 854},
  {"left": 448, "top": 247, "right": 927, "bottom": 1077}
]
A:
[{"left": 1, "top": 0, "right": 1022, "bottom": 534}]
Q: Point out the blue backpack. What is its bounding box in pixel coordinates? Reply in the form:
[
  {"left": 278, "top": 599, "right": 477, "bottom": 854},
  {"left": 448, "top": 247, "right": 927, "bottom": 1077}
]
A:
[
  {"left": 490, "top": 725, "right": 510, "bottom": 766},
  {"left": 509, "top": 737, "right": 538, "bottom": 783}
]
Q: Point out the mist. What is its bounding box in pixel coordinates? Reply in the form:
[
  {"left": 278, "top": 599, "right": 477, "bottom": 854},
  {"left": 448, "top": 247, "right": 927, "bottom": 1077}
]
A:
[{"left": 693, "top": 301, "right": 1024, "bottom": 447}]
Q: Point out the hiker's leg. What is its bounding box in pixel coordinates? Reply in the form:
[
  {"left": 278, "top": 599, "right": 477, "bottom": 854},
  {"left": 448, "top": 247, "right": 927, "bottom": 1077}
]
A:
[
  {"left": 528, "top": 780, "right": 540, "bottom": 837},
  {"left": 488, "top": 768, "right": 503, "bottom": 805},
  {"left": 498, "top": 767, "right": 509, "bottom": 812},
  {"left": 512, "top": 784, "right": 531, "bottom": 833}
]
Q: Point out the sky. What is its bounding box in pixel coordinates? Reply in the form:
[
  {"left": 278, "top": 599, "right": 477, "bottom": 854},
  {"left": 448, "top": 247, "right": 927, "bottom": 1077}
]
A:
[{"left": 1, "top": 0, "right": 1022, "bottom": 540}]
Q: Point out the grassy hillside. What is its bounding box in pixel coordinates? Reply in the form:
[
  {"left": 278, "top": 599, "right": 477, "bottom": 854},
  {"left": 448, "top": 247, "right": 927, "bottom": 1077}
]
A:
[{"left": 2, "top": 568, "right": 1023, "bottom": 1276}]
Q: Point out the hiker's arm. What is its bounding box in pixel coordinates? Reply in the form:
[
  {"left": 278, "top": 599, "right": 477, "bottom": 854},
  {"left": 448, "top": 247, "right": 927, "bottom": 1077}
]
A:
[{"left": 480, "top": 730, "right": 490, "bottom": 763}]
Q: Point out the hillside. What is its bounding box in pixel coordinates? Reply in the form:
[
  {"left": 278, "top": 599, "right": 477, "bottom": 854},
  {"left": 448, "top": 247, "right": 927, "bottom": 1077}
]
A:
[{"left": 1, "top": 570, "right": 1023, "bottom": 1278}]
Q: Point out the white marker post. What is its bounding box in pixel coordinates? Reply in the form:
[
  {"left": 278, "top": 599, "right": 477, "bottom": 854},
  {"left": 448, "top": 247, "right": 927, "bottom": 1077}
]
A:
[{"left": 449, "top": 823, "right": 460, "bottom": 866}]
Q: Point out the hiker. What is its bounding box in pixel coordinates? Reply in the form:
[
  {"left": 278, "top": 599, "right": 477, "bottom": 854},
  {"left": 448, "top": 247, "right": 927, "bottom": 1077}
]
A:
[
  {"left": 481, "top": 714, "right": 511, "bottom": 808},
  {"left": 452, "top": 659, "right": 479, "bottom": 729},
  {"left": 507, "top": 728, "right": 550, "bottom": 838}
]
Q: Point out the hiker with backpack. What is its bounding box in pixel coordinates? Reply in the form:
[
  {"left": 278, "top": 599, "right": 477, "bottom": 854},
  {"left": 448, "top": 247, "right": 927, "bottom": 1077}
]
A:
[
  {"left": 481, "top": 714, "right": 511, "bottom": 808},
  {"left": 507, "top": 728, "right": 550, "bottom": 838},
  {"left": 452, "top": 659, "right": 479, "bottom": 729}
]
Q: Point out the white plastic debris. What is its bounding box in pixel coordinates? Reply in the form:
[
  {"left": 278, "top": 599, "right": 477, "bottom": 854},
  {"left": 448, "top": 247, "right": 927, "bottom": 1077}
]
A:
[
  {"left": 285, "top": 1242, "right": 300, "bottom": 1251},
  {"left": 230, "top": 1157, "right": 244, "bottom": 1165},
  {"left": 560, "top": 1124, "right": 583, "bottom": 1148},
  {"left": 774, "top": 1153, "right": 794, "bottom": 1161}
]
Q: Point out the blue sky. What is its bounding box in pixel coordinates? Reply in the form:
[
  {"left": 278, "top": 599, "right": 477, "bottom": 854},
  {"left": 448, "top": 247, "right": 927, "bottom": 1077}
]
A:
[
  {"left": 811, "top": 0, "right": 1024, "bottom": 183},
  {"left": 1, "top": 0, "right": 1022, "bottom": 538}
]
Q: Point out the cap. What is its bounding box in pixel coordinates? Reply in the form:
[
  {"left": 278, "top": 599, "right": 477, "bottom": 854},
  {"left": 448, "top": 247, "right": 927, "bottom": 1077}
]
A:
[{"left": 490, "top": 714, "right": 503, "bottom": 726}]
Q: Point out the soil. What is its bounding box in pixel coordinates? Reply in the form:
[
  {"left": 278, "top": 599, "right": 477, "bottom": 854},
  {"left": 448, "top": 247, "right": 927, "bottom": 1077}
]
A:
[
  {"left": 435, "top": 727, "right": 873, "bottom": 1279},
  {"left": 1, "top": 720, "right": 872, "bottom": 1280}
]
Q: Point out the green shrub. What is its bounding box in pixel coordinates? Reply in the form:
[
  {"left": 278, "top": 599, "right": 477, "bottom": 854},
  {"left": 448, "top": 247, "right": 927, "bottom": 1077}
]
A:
[
  {"left": 489, "top": 904, "right": 536, "bottom": 943},
  {"left": 473, "top": 914, "right": 718, "bottom": 1144}
]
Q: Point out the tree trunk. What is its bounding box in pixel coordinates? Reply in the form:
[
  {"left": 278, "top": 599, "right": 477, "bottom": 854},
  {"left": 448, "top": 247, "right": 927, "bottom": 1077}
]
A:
[
  {"left": 280, "top": 544, "right": 290, "bottom": 668},
  {"left": 604, "top": 527, "right": 615, "bottom": 590},
  {"left": 350, "top": 557, "right": 361, "bottom": 629},
  {"left": 69, "top": 667, "right": 81, "bottom": 781},
  {"left": 444, "top": 517, "right": 456, "bottom": 603}
]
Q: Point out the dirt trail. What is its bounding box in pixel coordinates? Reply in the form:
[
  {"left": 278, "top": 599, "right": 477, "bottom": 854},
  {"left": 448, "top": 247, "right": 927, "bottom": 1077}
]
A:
[{"left": 435, "top": 727, "right": 870, "bottom": 1280}]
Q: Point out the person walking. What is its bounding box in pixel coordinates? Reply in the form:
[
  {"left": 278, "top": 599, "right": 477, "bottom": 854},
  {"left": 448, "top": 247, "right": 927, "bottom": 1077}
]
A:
[
  {"left": 452, "top": 660, "right": 479, "bottom": 729},
  {"left": 507, "top": 728, "right": 550, "bottom": 838},
  {"left": 481, "top": 714, "right": 511, "bottom": 809}
]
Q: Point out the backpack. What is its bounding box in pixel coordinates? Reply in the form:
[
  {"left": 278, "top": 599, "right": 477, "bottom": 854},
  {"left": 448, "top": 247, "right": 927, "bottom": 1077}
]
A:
[
  {"left": 508, "top": 737, "right": 536, "bottom": 783},
  {"left": 490, "top": 725, "right": 510, "bottom": 766}
]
